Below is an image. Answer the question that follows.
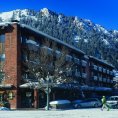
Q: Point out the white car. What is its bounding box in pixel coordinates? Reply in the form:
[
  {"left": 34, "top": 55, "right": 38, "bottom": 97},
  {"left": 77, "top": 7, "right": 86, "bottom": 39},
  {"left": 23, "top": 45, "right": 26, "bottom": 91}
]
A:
[
  {"left": 107, "top": 96, "right": 118, "bottom": 109},
  {"left": 73, "top": 98, "right": 102, "bottom": 108},
  {"left": 49, "top": 100, "right": 71, "bottom": 109}
]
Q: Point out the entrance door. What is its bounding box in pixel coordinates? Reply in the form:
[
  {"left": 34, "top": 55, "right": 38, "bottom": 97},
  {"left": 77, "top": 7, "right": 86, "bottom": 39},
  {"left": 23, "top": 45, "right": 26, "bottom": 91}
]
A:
[
  {"left": 38, "top": 90, "right": 46, "bottom": 108},
  {"left": 21, "top": 89, "right": 34, "bottom": 108}
]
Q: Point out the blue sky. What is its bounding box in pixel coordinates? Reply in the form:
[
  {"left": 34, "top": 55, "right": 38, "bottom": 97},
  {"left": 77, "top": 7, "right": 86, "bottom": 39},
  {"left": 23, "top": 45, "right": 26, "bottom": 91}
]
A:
[{"left": 0, "top": 0, "right": 118, "bottom": 30}]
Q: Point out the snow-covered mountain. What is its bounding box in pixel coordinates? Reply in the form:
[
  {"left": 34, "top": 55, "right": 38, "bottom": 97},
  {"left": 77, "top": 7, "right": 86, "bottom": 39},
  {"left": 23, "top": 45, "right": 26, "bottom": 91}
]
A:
[{"left": 0, "top": 8, "right": 118, "bottom": 69}]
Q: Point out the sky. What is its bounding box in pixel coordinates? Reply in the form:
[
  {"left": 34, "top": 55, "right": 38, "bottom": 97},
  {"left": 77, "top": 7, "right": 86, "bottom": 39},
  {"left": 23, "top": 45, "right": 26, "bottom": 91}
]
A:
[{"left": 0, "top": 0, "right": 118, "bottom": 30}]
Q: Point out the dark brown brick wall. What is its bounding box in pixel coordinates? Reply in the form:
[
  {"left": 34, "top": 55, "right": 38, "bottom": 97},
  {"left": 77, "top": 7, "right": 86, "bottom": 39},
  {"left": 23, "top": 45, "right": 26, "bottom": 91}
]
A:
[{"left": 4, "top": 23, "right": 21, "bottom": 109}]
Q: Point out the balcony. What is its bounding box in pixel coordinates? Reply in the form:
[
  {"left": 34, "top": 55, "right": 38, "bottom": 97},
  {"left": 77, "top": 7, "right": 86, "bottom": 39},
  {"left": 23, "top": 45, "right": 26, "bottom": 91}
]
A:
[
  {"left": 75, "top": 71, "right": 80, "bottom": 77},
  {"left": 74, "top": 57, "right": 80, "bottom": 65},
  {"left": 65, "top": 55, "right": 72, "bottom": 62},
  {"left": 111, "top": 80, "right": 113, "bottom": 84},
  {"left": 26, "top": 40, "right": 40, "bottom": 51},
  {"left": 82, "top": 73, "right": 87, "bottom": 79},
  {"left": 107, "top": 79, "right": 110, "bottom": 83},
  {"left": 41, "top": 46, "right": 53, "bottom": 55},
  {"left": 92, "top": 65, "right": 98, "bottom": 71},
  {"left": 99, "top": 77, "right": 102, "bottom": 82},
  {"left": 66, "top": 71, "right": 72, "bottom": 77},
  {"left": 98, "top": 67, "right": 102, "bottom": 72},
  {"left": 103, "top": 78, "right": 106, "bottom": 83},
  {"left": 103, "top": 68, "right": 106, "bottom": 73},
  {"left": 82, "top": 60, "right": 87, "bottom": 67},
  {"left": 107, "top": 70, "right": 110, "bottom": 74},
  {"left": 110, "top": 71, "right": 114, "bottom": 76},
  {"left": 93, "top": 76, "right": 98, "bottom": 81},
  {"left": 55, "top": 50, "right": 61, "bottom": 58}
]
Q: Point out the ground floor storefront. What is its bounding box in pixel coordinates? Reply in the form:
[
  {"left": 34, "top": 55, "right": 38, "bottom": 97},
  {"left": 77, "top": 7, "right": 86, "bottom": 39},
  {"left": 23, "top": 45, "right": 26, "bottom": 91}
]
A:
[
  {"left": 0, "top": 86, "right": 113, "bottom": 109},
  {"left": 19, "top": 88, "right": 82, "bottom": 109}
]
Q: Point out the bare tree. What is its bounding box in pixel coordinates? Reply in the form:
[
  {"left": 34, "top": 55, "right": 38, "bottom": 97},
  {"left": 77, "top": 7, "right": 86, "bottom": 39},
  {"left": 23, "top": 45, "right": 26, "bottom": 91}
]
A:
[{"left": 21, "top": 38, "right": 79, "bottom": 88}]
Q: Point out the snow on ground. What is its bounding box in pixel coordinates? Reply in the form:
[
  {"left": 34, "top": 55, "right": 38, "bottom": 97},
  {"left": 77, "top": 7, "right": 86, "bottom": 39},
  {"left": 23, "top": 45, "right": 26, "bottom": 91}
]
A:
[{"left": 0, "top": 108, "right": 118, "bottom": 118}]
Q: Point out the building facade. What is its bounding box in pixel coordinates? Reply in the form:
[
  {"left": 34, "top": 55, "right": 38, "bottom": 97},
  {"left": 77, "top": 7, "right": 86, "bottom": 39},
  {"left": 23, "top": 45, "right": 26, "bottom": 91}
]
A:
[{"left": 0, "top": 22, "right": 114, "bottom": 109}]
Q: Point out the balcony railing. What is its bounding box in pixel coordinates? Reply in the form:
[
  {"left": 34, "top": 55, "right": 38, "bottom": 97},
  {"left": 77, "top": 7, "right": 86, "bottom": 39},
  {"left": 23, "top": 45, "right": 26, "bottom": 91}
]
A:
[
  {"left": 65, "top": 55, "right": 72, "bottom": 62},
  {"left": 82, "top": 60, "right": 87, "bottom": 67},
  {"left": 111, "top": 80, "right": 113, "bottom": 84},
  {"left": 55, "top": 50, "right": 61, "bottom": 58},
  {"left": 103, "top": 68, "right": 106, "bottom": 73},
  {"left": 99, "top": 77, "right": 102, "bottom": 82},
  {"left": 41, "top": 46, "right": 53, "bottom": 55},
  {"left": 66, "top": 71, "right": 72, "bottom": 77},
  {"left": 107, "top": 70, "right": 110, "bottom": 74},
  {"left": 107, "top": 79, "right": 110, "bottom": 83},
  {"left": 98, "top": 67, "right": 102, "bottom": 72},
  {"left": 103, "top": 78, "right": 106, "bottom": 82},
  {"left": 74, "top": 57, "right": 80, "bottom": 65},
  {"left": 92, "top": 65, "right": 98, "bottom": 71},
  {"left": 26, "top": 40, "right": 40, "bottom": 51},
  {"left": 82, "top": 73, "right": 87, "bottom": 79},
  {"left": 93, "top": 76, "right": 98, "bottom": 81},
  {"left": 110, "top": 71, "right": 114, "bottom": 76},
  {"left": 75, "top": 71, "right": 80, "bottom": 77}
]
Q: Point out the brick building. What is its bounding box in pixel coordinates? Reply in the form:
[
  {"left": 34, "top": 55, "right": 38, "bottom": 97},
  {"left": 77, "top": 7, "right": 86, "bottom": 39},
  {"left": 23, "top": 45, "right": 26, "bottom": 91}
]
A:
[{"left": 0, "top": 22, "right": 114, "bottom": 109}]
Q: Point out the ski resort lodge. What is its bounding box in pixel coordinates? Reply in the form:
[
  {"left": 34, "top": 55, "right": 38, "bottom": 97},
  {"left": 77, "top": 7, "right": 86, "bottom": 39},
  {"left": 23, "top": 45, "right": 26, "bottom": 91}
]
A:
[{"left": 0, "top": 22, "right": 114, "bottom": 109}]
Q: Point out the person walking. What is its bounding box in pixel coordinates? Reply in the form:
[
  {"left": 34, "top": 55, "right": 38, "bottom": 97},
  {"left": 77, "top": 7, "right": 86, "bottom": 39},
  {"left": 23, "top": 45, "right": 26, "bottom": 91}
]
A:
[{"left": 101, "top": 96, "right": 109, "bottom": 111}]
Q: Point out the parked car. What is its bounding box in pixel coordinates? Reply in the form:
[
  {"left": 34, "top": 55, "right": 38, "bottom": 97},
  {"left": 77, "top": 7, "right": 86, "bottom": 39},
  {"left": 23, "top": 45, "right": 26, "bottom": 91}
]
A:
[
  {"left": 73, "top": 98, "right": 102, "bottom": 108},
  {"left": 49, "top": 100, "right": 72, "bottom": 109},
  {"left": 106, "top": 96, "right": 118, "bottom": 109}
]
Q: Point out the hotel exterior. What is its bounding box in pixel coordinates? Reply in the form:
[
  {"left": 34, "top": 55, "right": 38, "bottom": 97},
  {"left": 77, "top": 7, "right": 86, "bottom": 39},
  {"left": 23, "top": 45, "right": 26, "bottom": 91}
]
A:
[{"left": 0, "top": 22, "right": 114, "bottom": 109}]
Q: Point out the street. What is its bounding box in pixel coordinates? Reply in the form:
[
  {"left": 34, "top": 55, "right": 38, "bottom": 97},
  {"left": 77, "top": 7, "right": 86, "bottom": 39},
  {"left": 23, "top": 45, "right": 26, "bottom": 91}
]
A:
[{"left": 0, "top": 108, "right": 118, "bottom": 118}]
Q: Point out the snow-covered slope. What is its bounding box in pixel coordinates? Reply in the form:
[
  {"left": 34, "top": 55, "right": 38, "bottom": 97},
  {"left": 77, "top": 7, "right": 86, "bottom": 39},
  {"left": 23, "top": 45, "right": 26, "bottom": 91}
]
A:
[{"left": 0, "top": 8, "right": 118, "bottom": 69}]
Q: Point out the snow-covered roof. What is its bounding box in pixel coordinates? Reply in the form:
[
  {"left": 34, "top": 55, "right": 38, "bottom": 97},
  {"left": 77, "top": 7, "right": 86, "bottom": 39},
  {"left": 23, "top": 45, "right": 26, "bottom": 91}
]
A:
[
  {"left": 89, "top": 56, "right": 114, "bottom": 68},
  {"left": 0, "top": 22, "right": 18, "bottom": 26},
  {"left": 0, "top": 22, "right": 85, "bottom": 55},
  {"left": 0, "top": 22, "right": 115, "bottom": 69},
  {"left": 0, "top": 84, "right": 13, "bottom": 88},
  {"left": 20, "top": 24, "right": 85, "bottom": 55}
]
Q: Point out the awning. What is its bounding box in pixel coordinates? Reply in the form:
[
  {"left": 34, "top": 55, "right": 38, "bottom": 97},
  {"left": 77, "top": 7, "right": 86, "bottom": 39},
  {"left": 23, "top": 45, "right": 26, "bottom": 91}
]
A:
[
  {"left": 94, "top": 87, "right": 112, "bottom": 92},
  {"left": 80, "top": 86, "right": 112, "bottom": 92},
  {"left": 81, "top": 86, "right": 94, "bottom": 91},
  {"left": 54, "top": 83, "right": 80, "bottom": 90},
  {"left": 0, "top": 84, "right": 13, "bottom": 89},
  {"left": 19, "top": 82, "right": 39, "bottom": 88}
]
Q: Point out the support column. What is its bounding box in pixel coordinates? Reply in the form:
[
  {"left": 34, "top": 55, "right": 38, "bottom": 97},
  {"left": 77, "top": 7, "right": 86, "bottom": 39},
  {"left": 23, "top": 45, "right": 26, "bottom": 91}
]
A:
[
  {"left": 52, "top": 92, "right": 55, "bottom": 101},
  {"left": 34, "top": 89, "right": 39, "bottom": 109}
]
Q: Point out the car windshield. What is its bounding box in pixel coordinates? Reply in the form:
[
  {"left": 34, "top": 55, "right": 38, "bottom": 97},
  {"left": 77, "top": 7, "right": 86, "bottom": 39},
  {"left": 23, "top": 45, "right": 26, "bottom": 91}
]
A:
[
  {"left": 83, "top": 99, "right": 97, "bottom": 102},
  {"left": 108, "top": 97, "right": 118, "bottom": 101}
]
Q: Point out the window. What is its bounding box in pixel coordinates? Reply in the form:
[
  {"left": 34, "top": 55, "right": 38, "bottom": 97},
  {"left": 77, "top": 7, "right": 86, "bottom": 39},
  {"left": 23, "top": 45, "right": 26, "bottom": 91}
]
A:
[
  {"left": 21, "top": 35, "right": 27, "bottom": 44},
  {"left": 0, "top": 34, "right": 5, "bottom": 43},
  {"left": 0, "top": 34, "right": 5, "bottom": 67},
  {"left": 0, "top": 91, "right": 4, "bottom": 102},
  {"left": 8, "top": 91, "right": 14, "bottom": 100},
  {"left": 0, "top": 93, "right": 3, "bottom": 102}
]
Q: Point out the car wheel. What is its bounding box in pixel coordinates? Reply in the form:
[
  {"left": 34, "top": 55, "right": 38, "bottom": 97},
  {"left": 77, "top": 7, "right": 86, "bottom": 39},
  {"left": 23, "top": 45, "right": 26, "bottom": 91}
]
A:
[
  {"left": 94, "top": 103, "right": 98, "bottom": 108},
  {"left": 117, "top": 105, "right": 118, "bottom": 109},
  {"left": 114, "top": 105, "right": 118, "bottom": 109},
  {"left": 77, "top": 104, "right": 81, "bottom": 108},
  {"left": 74, "top": 104, "right": 78, "bottom": 109}
]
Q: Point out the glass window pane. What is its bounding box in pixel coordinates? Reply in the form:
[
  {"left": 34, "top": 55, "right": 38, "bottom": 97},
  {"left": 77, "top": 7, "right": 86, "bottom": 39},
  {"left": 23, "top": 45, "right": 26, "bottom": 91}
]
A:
[{"left": 0, "top": 34, "right": 5, "bottom": 43}]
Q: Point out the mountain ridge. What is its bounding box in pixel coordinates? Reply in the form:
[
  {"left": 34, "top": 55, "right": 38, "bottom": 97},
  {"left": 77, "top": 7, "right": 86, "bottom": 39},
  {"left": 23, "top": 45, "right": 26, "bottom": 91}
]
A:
[{"left": 0, "top": 8, "right": 118, "bottom": 69}]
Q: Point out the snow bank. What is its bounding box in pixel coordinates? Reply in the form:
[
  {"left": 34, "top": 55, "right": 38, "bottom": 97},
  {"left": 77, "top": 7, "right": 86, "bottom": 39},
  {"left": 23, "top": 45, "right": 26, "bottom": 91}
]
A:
[{"left": 0, "top": 107, "right": 10, "bottom": 111}]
